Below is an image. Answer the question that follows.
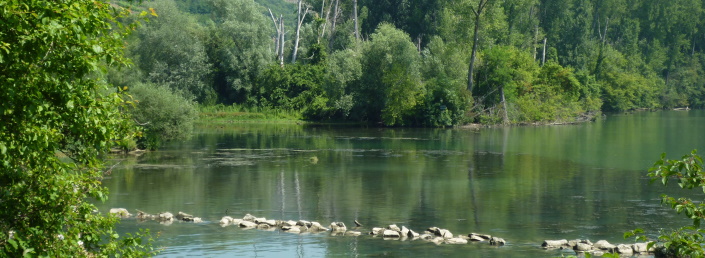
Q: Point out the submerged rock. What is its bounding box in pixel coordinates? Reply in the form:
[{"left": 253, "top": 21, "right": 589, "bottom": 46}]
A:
[
  {"left": 446, "top": 238, "right": 468, "bottom": 244},
  {"left": 345, "top": 231, "right": 362, "bottom": 236}
]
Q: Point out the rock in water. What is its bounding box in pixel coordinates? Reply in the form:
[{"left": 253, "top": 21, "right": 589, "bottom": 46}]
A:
[
  {"left": 446, "top": 238, "right": 468, "bottom": 244},
  {"left": 616, "top": 244, "right": 634, "bottom": 255},
  {"left": 157, "top": 212, "right": 174, "bottom": 222},
  {"left": 490, "top": 237, "right": 506, "bottom": 246},
  {"left": 239, "top": 220, "right": 257, "bottom": 228},
  {"left": 574, "top": 243, "right": 593, "bottom": 252},
  {"left": 330, "top": 222, "right": 347, "bottom": 232},
  {"left": 438, "top": 229, "right": 453, "bottom": 239},
  {"left": 309, "top": 222, "right": 328, "bottom": 232},
  {"left": 593, "top": 240, "right": 616, "bottom": 251},
  {"left": 176, "top": 211, "right": 194, "bottom": 221},
  {"left": 219, "top": 216, "right": 234, "bottom": 225},
  {"left": 382, "top": 230, "right": 401, "bottom": 238},
  {"left": 242, "top": 214, "right": 256, "bottom": 222},
  {"left": 109, "top": 208, "right": 131, "bottom": 218},
  {"left": 345, "top": 231, "right": 362, "bottom": 236},
  {"left": 542, "top": 239, "right": 568, "bottom": 249}
]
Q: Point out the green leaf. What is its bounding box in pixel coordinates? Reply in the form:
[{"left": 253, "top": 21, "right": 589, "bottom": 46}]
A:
[{"left": 67, "top": 100, "right": 74, "bottom": 109}]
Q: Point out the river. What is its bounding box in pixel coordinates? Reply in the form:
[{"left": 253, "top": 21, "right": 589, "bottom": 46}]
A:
[{"left": 97, "top": 110, "right": 705, "bottom": 257}]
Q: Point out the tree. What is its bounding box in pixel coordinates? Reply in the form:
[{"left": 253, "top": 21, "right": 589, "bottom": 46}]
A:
[
  {"left": 0, "top": 0, "right": 154, "bottom": 256},
  {"left": 206, "top": 0, "right": 274, "bottom": 104},
  {"left": 132, "top": 0, "right": 213, "bottom": 103},
  {"left": 354, "top": 23, "right": 423, "bottom": 125},
  {"left": 467, "top": 0, "right": 493, "bottom": 93},
  {"left": 292, "top": 0, "right": 309, "bottom": 63}
]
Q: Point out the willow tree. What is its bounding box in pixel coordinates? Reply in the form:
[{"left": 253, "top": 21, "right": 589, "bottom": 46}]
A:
[{"left": 0, "top": 0, "right": 154, "bottom": 256}]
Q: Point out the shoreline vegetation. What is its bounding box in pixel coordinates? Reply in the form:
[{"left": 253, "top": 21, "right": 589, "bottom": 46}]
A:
[{"left": 198, "top": 104, "right": 610, "bottom": 127}]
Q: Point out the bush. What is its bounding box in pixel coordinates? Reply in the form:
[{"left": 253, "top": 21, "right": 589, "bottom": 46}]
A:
[{"left": 129, "top": 83, "right": 198, "bottom": 149}]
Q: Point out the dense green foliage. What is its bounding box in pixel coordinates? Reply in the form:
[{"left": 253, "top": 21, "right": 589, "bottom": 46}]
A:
[
  {"left": 0, "top": 0, "right": 154, "bottom": 256},
  {"left": 115, "top": 0, "right": 705, "bottom": 126},
  {"left": 129, "top": 83, "right": 198, "bottom": 150},
  {"left": 626, "top": 150, "right": 705, "bottom": 257}
]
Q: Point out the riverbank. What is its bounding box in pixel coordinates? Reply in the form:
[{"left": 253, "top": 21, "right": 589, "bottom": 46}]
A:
[{"left": 197, "top": 104, "right": 604, "bottom": 128}]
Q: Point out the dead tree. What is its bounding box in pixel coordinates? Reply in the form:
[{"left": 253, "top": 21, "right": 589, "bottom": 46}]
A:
[
  {"left": 291, "top": 0, "right": 309, "bottom": 63},
  {"left": 353, "top": 0, "right": 359, "bottom": 41}
]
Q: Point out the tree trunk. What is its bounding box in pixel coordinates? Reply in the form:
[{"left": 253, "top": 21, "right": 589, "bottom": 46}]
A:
[
  {"left": 321, "top": 0, "right": 332, "bottom": 39},
  {"left": 501, "top": 86, "right": 508, "bottom": 125},
  {"left": 328, "top": 0, "right": 340, "bottom": 48},
  {"left": 280, "top": 15, "right": 285, "bottom": 67},
  {"left": 268, "top": 9, "right": 282, "bottom": 59},
  {"left": 467, "top": 0, "right": 491, "bottom": 93},
  {"left": 541, "top": 38, "right": 547, "bottom": 66},
  {"left": 467, "top": 14, "right": 481, "bottom": 93},
  {"left": 353, "top": 0, "right": 359, "bottom": 41},
  {"left": 292, "top": 0, "right": 304, "bottom": 63},
  {"left": 533, "top": 25, "right": 538, "bottom": 60}
]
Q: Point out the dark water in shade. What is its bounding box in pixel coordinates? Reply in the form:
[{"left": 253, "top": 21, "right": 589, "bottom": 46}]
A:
[{"left": 97, "top": 110, "right": 705, "bottom": 257}]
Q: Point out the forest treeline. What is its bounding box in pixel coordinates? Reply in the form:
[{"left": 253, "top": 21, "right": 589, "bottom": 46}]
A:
[{"left": 112, "top": 0, "right": 705, "bottom": 127}]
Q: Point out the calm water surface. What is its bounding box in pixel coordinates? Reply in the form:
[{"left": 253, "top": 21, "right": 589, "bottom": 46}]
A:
[{"left": 98, "top": 110, "right": 705, "bottom": 257}]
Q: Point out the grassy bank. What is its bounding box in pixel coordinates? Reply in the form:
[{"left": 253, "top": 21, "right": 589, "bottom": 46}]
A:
[{"left": 198, "top": 104, "right": 304, "bottom": 124}]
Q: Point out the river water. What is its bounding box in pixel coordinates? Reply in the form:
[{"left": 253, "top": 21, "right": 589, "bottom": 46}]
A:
[{"left": 98, "top": 110, "right": 705, "bottom": 257}]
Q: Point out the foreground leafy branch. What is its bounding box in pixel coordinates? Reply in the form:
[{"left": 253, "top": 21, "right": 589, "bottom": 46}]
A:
[
  {"left": 626, "top": 150, "right": 705, "bottom": 257},
  {"left": 0, "top": 0, "right": 155, "bottom": 256}
]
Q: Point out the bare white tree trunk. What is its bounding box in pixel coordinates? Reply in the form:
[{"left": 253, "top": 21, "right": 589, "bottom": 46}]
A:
[
  {"left": 268, "top": 9, "right": 282, "bottom": 58},
  {"left": 321, "top": 0, "right": 332, "bottom": 39},
  {"left": 280, "top": 15, "right": 285, "bottom": 67},
  {"left": 541, "top": 38, "right": 547, "bottom": 66},
  {"left": 328, "top": 0, "right": 340, "bottom": 48},
  {"left": 353, "top": 0, "right": 359, "bottom": 41},
  {"left": 533, "top": 25, "right": 538, "bottom": 60},
  {"left": 501, "top": 86, "right": 508, "bottom": 125},
  {"left": 292, "top": 0, "right": 308, "bottom": 63}
]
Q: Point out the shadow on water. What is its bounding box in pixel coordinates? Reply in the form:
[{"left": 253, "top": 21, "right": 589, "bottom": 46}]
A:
[{"left": 98, "top": 110, "right": 705, "bottom": 257}]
